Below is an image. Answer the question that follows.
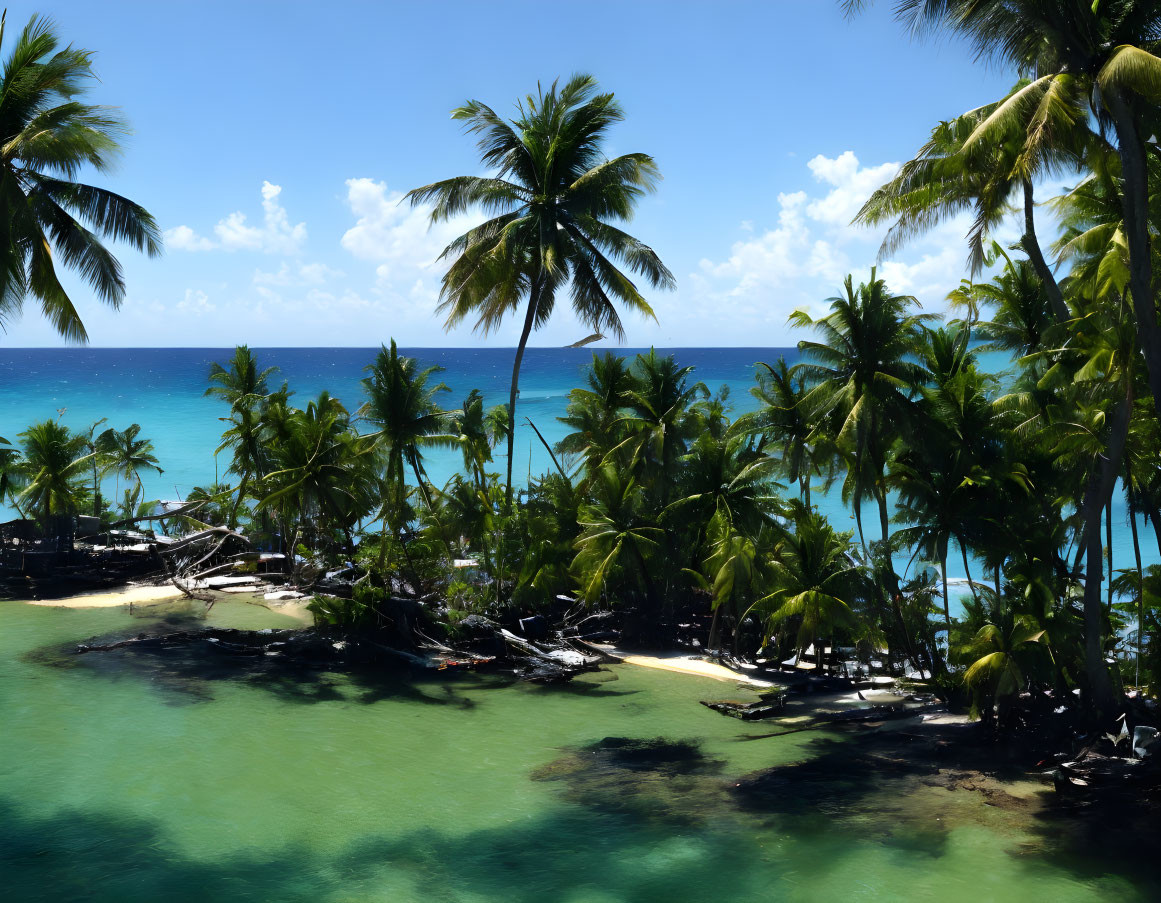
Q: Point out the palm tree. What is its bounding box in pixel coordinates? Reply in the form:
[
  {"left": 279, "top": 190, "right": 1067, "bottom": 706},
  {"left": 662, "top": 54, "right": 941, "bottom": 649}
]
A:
[
  {"left": 103, "top": 423, "right": 162, "bottom": 500},
  {"left": 572, "top": 465, "right": 664, "bottom": 610},
  {"left": 406, "top": 74, "right": 675, "bottom": 508},
  {"left": 619, "top": 349, "right": 706, "bottom": 507},
  {"left": 450, "top": 389, "right": 493, "bottom": 491},
  {"left": 750, "top": 504, "right": 862, "bottom": 670},
  {"left": 359, "top": 340, "right": 456, "bottom": 538},
  {"left": 740, "top": 357, "right": 830, "bottom": 507},
  {"left": 259, "top": 392, "right": 376, "bottom": 554},
  {"left": 0, "top": 435, "right": 27, "bottom": 516},
  {"left": 556, "top": 351, "right": 635, "bottom": 477},
  {"left": 17, "top": 420, "right": 88, "bottom": 526},
  {"left": 208, "top": 347, "right": 284, "bottom": 528},
  {"left": 0, "top": 13, "right": 161, "bottom": 342},
  {"left": 79, "top": 418, "right": 108, "bottom": 517},
  {"left": 846, "top": 0, "right": 1161, "bottom": 422},
  {"left": 791, "top": 270, "right": 931, "bottom": 555}
]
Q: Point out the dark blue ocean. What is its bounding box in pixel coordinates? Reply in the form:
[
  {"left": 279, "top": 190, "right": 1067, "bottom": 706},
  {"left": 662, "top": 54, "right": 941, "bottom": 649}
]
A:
[{"left": 1, "top": 346, "right": 1155, "bottom": 584}]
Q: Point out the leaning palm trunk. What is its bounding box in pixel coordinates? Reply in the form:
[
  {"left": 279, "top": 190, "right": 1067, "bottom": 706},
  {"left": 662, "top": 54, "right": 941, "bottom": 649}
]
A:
[
  {"left": 1020, "top": 178, "right": 1070, "bottom": 323},
  {"left": 505, "top": 284, "right": 541, "bottom": 509}
]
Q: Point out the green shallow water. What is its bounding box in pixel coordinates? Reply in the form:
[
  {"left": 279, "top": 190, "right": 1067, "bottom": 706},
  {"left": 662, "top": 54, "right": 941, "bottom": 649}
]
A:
[{"left": 0, "top": 599, "right": 1155, "bottom": 902}]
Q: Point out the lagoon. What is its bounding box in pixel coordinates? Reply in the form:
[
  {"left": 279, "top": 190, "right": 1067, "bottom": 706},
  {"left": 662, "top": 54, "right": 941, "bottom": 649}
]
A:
[{"left": 1, "top": 595, "right": 1157, "bottom": 902}]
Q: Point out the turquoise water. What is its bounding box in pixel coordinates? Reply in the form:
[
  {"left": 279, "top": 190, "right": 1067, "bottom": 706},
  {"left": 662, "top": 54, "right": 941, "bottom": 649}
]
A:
[
  {"left": 1, "top": 346, "right": 1155, "bottom": 585},
  {"left": 0, "top": 597, "right": 1155, "bottom": 901}
]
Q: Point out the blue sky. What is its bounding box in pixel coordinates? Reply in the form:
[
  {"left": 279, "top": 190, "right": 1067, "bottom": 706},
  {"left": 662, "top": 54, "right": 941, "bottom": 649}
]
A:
[{"left": 4, "top": 0, "right": 1029, "bottom": 348}]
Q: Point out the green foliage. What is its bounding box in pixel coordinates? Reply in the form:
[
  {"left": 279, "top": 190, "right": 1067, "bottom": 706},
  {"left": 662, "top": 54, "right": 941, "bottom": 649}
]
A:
[{"left": 0, "top": 12, "right": 161, "bottom": 342}]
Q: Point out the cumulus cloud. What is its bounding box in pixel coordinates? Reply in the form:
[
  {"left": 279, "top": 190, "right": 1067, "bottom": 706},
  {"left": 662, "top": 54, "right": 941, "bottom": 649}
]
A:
[
  {"left": 164, "top": 224, "right": 215, "bottom": 252},
  {"left": 340, "top": 177, "right": 478, "bottom": 278},
  {"left": 688, "top": 151, "right": 972, "bottom": 333},
  {"left": 165, "top": 182, "right": 307, "bottom": 255}
]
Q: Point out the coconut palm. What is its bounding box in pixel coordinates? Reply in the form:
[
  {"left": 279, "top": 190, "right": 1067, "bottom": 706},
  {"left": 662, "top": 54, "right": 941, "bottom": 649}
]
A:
[
  {"left": 406, "top": 74, "right": 675, "bottom": 508},
  {"left": 847, "top": 0, "right": 1161, "bottom": 420},
  {"left": 739, "top": 357, "right": 831, "bottom": 507},
  {"left": 359, "top": 340, "right": 456, "bottom": 526},
  {"left": 206, "top": 345, "right": 280, "bottom": 410},
  {"left": 0, "top": 13, "right": 161, "bottom": 342},
  {"left": 102, "top": 423, "right": 162, "bottom": 500},
  {"left": 16, "top": 419, "right": 88, "bottom": 525},
  {"left": 208, "top": 347, "right": 285, "bottom": 528},
  {"left": 0, "top": 435, "right": 26, "bottom": 515},
  {"left": 572, "top": 465, "right": 664, "bottom": 609},
  {"left": 790, "top": 270, "right": 931, "bottom": 554},
  {"left": 619, "top": 349, "right": 706, "bottom": 507},
  {"left": 259, "top": 392, "right": 376, "bottom": 553},
  {"left": 750, "top": 504, "right": 862, "bottom": 668},
  {"left": 854, "top": 86, "right": 1078, "bottom": 322},
  {"left": 556, "top": 351, "right": 635, "bottom": 477}
]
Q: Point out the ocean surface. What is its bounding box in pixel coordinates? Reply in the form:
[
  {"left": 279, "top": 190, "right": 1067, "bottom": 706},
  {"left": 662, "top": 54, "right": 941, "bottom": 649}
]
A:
[{"left": 1, "top": 346, "right": 1156, "bottom": 585}]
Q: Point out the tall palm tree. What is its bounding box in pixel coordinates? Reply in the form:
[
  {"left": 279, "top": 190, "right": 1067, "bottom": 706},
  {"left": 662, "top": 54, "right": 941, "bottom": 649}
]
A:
[
  {"left": 17, "top": 419, "right": 87, "bottom": 526},
  {"left": 0, "top": 13, "right": 161, "bottom": 342},
  {"left": 846, "top": 0, "right": 1161, "bottom": 423},
  {"left": 791, "top": 270, "right": 931, "bottom": 555},
  {"left": 406, "top": 74, "right": 675, "bottom": 508}
]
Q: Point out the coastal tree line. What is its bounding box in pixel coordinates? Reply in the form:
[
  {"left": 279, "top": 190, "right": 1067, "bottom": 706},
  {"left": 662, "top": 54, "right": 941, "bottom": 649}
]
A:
[{"left": 2, "top": 3, "right": 1161, "bottom": 723}]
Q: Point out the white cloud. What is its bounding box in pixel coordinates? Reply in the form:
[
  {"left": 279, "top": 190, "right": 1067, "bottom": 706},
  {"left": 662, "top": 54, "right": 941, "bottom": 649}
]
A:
[
  {"left": 164, "top": 225, "right": 214, "bottom": 252},
  {"left": 805, "top": 151, "right": 900, "bottom": 233},
  {"left": 341, "top": 177, "right": 477, "bottom": 278},
  {"left": 686, "top": 151, "right": 976, "bottom": 335},
  {"left": 166, "top": 181, "right": 307, "bottom": 255},
  {"left": 176, "top": 288, "right": 215, "bottom": 315}
]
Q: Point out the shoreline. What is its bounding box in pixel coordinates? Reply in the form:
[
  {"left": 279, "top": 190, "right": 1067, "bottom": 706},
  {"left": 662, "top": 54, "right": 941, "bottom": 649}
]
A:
[{"left": 14, "top": 584, "right": 315, "bottom": 622}]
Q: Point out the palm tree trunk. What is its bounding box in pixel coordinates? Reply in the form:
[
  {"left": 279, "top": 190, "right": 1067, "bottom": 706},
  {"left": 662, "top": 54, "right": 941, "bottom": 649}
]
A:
[
  {"left": 1076, "top": 389, "right": 1132, "bottom": 716},
  {"left": 853, "top": 498, "right": 866, "bottom": 550},
  {"left": 1129, "top": 485, "right": 1144, "bottom": 689},
  {"left": 505, "top": 283, "right": 542, "bottom": 510},
  {"left": 1020, "top": 178, "right": 1070, "bottom": 323},
  {"left": 229, "top": 471, "right": 250, "bottom": 530},
  {"left": 959, "top": 539, "right": 980, "bottom": 608},
  {"left": 802, "top": 475, "right": 811, "bottom": 509},
  {"left": 1106, "top": 498, "right": 1114, "bottom": 615},
  {"left": 939, "top": 539, "right": 951, "bottom": 637},
  {"left": 1107, "top": 93, "right": 1161, "bottom": 423}
]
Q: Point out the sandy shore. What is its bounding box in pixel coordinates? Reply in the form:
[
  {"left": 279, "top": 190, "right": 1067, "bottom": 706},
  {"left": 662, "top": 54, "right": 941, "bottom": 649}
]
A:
[
  {"left": 600, "top": 648, "right": 776, "bottom": 687},
  {"left": 25, "top": 585, "right": 185, "bottom": 608},
  {"left": 19, "top": 584, "right": 314, "bottom": 622}
]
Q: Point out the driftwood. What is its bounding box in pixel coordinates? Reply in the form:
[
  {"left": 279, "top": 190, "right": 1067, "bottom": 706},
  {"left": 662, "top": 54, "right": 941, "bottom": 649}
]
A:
[{"left": 701, "top": 697, "right": 787, "bottom": 720}]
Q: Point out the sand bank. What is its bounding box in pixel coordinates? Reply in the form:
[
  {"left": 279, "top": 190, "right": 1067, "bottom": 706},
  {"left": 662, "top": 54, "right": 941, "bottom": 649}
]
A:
[
  {"left": 25, "top": 585, "right": 184, "bottom": 608},
  {"left": 600, "top": 648, "right": 775, "bottom": 687}
]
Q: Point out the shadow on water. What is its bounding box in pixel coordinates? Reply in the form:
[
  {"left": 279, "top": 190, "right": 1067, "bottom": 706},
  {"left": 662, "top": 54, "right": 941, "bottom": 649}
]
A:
[
  {"left": 0, "top": 799, "right": 322, "bottom": 903},
  {"left": 4, "top": 725, "right": 1161, "bottom": 902}
]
